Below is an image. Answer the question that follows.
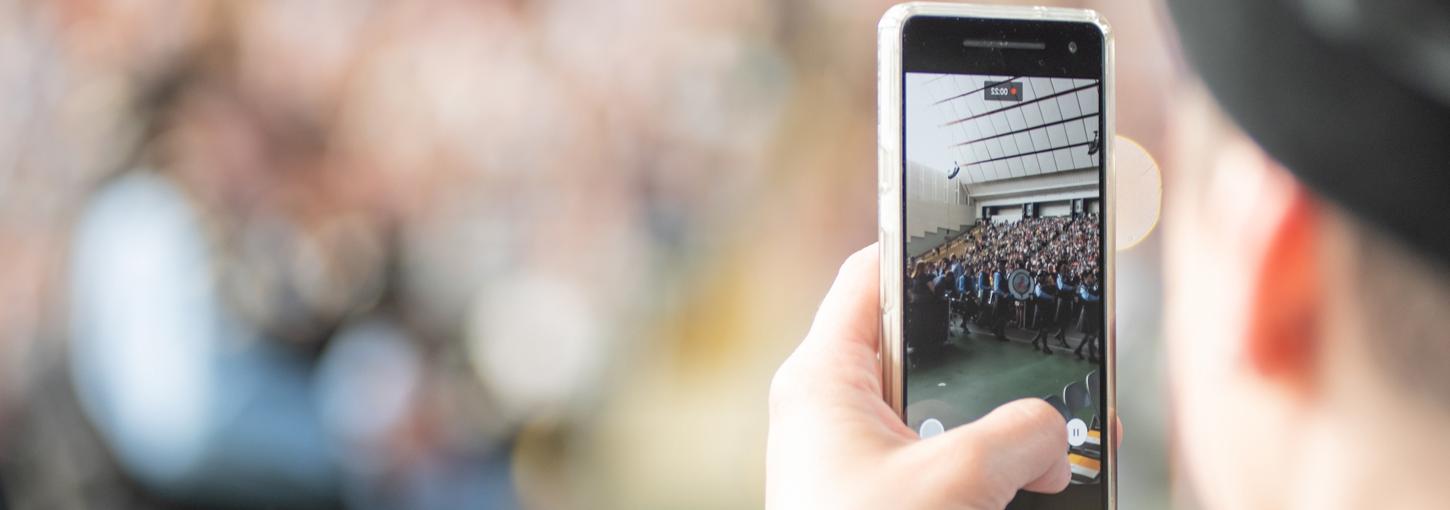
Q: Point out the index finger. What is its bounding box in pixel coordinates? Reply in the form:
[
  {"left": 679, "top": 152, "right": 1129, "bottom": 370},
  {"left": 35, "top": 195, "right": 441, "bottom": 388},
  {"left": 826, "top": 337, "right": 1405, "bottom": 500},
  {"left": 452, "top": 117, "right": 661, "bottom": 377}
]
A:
[{"left": 802, "top": 243, "right": 881, "bottom": 353}]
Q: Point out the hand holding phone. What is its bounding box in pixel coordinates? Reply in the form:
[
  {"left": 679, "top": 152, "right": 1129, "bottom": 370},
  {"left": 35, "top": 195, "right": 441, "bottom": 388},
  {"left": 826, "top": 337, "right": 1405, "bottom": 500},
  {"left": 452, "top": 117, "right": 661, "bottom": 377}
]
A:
[{"left": 766, "top": 245, "right": 1073, "bottom": 510}]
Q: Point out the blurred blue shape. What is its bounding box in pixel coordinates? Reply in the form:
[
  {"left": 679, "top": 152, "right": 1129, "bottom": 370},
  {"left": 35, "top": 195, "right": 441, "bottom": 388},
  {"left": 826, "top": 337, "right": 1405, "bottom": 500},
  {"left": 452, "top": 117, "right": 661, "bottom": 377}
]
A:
[{"left": 69, "top": 173, "right": 336, "bottom": 507}]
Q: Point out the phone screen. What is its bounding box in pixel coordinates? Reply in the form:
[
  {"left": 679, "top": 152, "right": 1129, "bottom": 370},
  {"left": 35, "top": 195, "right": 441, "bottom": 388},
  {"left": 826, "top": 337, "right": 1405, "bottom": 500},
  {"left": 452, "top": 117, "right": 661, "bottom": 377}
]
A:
[{"left": 900, "top": 16, "right": 1107, "bottom": 509}]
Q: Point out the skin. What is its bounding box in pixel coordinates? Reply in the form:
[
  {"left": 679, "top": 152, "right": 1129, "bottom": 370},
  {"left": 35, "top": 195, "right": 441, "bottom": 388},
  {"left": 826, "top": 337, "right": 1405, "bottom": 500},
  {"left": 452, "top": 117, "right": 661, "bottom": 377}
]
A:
[{"left": 766, "top": 245, "right": 1073, "bottom": 510}]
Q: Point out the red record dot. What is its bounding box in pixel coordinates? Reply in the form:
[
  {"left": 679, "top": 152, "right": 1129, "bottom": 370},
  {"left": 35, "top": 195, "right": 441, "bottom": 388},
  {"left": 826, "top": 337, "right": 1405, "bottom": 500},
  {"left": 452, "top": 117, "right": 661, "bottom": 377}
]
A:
[{"left": 1010, "top": 87, "right": 1018, "bottom": 95}]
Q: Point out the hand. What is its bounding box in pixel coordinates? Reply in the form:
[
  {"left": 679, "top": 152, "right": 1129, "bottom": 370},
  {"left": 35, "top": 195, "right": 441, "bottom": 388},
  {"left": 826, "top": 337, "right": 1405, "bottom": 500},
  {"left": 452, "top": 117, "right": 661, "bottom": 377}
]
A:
[{"left": 766, "top": 244, "right": 1077, "bottom": 510}]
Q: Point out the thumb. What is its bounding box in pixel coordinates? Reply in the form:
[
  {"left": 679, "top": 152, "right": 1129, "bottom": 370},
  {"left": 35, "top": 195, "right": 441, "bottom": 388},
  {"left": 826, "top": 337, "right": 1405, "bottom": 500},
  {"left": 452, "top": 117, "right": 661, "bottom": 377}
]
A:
[{"left": 908, "top": 398, "right": 1071, "bottom": 509}]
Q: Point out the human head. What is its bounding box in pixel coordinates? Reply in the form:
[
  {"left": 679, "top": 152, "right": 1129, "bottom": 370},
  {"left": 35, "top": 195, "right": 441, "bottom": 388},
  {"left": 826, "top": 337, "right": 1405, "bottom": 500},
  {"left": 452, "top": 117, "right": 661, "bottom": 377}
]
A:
[{"left": 1163, "top": 1, "right": 1450, "bottom": 507}]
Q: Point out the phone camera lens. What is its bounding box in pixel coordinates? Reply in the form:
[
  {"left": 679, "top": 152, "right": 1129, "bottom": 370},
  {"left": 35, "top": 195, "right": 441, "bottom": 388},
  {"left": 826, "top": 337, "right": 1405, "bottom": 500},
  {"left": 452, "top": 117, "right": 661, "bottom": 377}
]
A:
[{"left": 1068, "top": 41, "right": 1078, "bottom": 54}]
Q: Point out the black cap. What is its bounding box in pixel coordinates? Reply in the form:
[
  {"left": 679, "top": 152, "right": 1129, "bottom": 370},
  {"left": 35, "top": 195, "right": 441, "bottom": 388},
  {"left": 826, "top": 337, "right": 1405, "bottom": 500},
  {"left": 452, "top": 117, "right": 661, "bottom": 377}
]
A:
[{"left": 1166, "top": 0, "right": 1450, "bottom": 264}]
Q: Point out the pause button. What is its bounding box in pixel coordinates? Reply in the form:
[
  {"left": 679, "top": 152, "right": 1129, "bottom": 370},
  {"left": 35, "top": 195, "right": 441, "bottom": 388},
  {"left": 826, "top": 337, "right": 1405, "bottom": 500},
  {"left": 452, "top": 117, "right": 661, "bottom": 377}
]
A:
[{"left": 1066, "top": 418, "right": 1088, "bottom": 447}]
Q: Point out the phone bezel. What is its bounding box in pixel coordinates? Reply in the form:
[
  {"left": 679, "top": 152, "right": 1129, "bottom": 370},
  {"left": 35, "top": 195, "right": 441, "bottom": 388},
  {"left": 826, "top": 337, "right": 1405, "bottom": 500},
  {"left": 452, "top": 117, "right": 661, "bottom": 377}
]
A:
[{"left": 877, "top": 3, "right": 1116, "bottom": 507}]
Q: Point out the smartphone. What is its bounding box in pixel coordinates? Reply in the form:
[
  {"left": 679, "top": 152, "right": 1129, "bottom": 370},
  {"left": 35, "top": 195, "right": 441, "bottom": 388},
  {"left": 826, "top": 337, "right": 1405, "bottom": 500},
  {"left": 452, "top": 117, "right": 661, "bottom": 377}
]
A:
[{"left": 878, "top": 4, "right": 1115, "bottom": 508}]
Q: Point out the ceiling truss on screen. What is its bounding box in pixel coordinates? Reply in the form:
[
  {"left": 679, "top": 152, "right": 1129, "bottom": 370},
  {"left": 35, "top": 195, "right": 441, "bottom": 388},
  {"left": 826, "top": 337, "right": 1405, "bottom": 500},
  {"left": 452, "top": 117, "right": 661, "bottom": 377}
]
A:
[{"left": 926, "top": 75, "right": 1101, "bottom": 184}]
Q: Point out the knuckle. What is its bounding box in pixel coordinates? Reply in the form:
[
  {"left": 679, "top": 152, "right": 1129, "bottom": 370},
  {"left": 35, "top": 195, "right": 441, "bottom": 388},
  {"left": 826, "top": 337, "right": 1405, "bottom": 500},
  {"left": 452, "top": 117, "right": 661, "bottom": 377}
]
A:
[
  {"left": 1012, "top": 399, "right": 1068, "bottom": 444},
  {"left": 919, "top": 445, "right": 999, "bottom": 505},
  {"left": 1020, "top": 398, "right": 1065, "bottom": 426},
  {"left": 964, "top": 447, "right": 996, "bottom": 477},
  {"left": 940, "top": 437, "right": 989, "bottom": 475}
]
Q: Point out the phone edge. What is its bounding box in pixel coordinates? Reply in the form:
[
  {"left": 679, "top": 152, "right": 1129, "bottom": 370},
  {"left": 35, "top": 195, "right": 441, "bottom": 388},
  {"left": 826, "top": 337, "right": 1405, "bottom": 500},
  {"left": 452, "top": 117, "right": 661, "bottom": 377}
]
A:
[{"left": 876, "top": 3, "right": 1116, "bottom": 507}]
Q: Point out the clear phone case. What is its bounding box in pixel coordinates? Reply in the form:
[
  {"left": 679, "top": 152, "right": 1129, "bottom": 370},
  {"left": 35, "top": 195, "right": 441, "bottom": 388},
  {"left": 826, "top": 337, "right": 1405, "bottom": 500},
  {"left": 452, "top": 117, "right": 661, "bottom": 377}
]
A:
[{"left": 876, "top": 3, "right": 1115, "bottom": 505}]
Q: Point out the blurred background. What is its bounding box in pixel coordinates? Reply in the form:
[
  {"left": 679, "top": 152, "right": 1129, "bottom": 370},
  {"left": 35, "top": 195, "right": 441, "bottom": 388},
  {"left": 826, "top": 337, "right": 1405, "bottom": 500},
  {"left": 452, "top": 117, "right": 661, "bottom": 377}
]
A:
[{"left": 0, "top": 0, "right": 1181, "bottom": 508}]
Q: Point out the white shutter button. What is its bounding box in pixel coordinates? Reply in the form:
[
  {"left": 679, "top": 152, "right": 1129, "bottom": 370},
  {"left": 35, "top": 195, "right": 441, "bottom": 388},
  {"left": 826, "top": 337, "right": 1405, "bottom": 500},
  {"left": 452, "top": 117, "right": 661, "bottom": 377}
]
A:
[{"left": 1066, "top": 418, "right": 1088, "bottom": 447}]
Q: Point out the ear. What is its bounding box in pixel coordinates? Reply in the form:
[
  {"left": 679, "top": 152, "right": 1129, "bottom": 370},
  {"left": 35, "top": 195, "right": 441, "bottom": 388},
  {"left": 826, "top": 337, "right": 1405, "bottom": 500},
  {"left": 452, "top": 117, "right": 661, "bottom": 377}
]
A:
[{"left": 1243, "top": 173, "right": 1321, "bottom": 389}]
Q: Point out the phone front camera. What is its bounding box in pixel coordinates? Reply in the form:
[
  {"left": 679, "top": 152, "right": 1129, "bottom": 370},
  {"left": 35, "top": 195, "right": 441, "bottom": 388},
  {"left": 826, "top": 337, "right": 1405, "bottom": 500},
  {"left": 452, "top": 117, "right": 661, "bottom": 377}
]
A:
[{"left": 1068, "top": 41, "right": 1078, "bottom": 54}]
